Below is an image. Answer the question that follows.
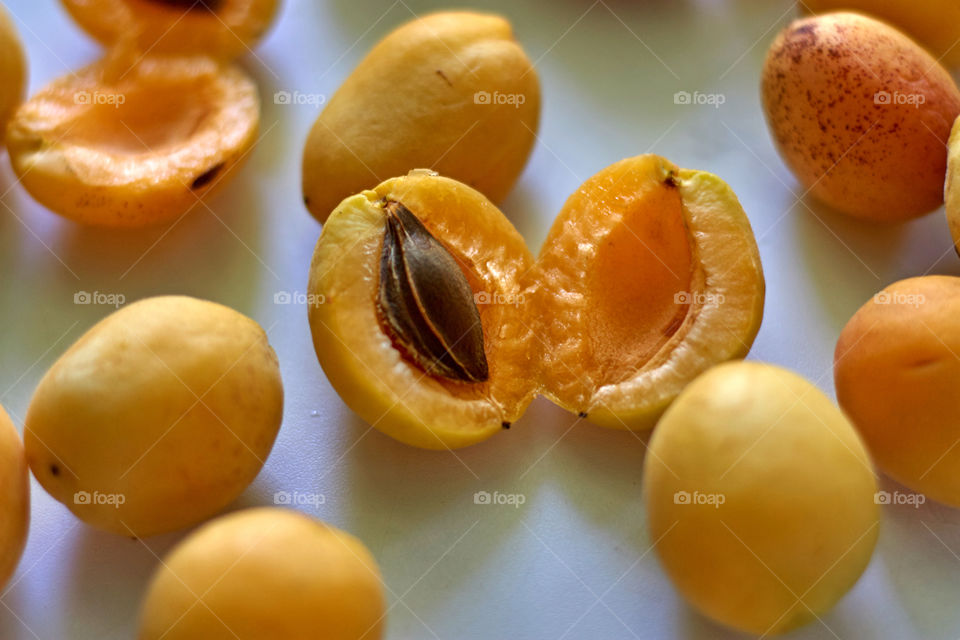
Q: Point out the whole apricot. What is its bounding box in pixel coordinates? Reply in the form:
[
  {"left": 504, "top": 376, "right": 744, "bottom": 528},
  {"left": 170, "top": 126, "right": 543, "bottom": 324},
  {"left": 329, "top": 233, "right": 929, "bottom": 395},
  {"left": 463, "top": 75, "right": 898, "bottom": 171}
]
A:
[
  {"left": 836, "top": 276, "right": 960, "bottom": 506},
  {"left": 302, "top": 11, "right": 540, "bottom": 223},
  {"left": 138, "top": 508, "right": 384, "bottom": 640},
  {"left": 0, "top": 405, "right": 28, "bottom": 591},
  {"left": 762, "top": 12, "right": 960, "bottom": 222},
  {"left": 0, "top": 4, "right": 25, "bottom": 146},
  {"left": 645, "top": 362, "right": 878, "bottom": 635},
  {"left": 24, "top": 296, "right": 283, "bottom": 537}
]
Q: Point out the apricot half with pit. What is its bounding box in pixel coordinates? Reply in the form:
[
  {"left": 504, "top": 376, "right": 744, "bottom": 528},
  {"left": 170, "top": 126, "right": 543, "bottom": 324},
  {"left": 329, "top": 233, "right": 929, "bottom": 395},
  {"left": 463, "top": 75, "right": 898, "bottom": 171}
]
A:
[
  {"left": 835, "top": 276, "right": 960, "bottom": 506},
  {"left": 6, "top": 53, "right": 259, "bottom": 227},
  {"left": 60, "top": 0, "right": 280, "bottom": 60},
  {"left": 302, "top": 10, "right": 540, "bottom": 223},
  {"left": 308, "top": 155, "right": 764, "bottom": 449},
  {"left": 308, "top": 169, "right": 537, "bottom": 450}
]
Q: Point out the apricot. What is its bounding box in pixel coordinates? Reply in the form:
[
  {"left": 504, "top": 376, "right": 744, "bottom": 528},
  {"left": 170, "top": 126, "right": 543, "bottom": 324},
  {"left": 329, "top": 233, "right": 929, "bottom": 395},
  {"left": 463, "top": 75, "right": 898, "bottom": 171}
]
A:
[
  {"left": 6, "top": 53, "right": 258, "bottom": 227},
  {"left": 804, "top": 0, "right": 960, "bottom": 67},
  {"left": 533, "top": 155, "right": 765, "bottom": 429},
  {"left": 302, "top": 11, "right": 540, "bottom": 223},
  {"left": 645, "top": 362, "right": 879, "bottom": 635},
  {"left": 60, "top": 0, "right": 280, "bottom": 60},
  {"left": 0, "top": 4, "right": 26, "bottom": 147},
  {"left": 24, "top": 296, "right": 283, "bottom": 537},
  {"left": 835, "top": 276, "right": 960, "bottom": 506},
  {"left": 0, "top": 405, "right": 29, "bottom": 592},
  {"left": 308, "top": 155, "right": 764, "bottom": 449},
  {"left": 308, "top": 169, "right": 537, "bottom": 450},
  {"left": 945, "top": 116, "right": 960, "bottom": 252},
  {"left": 762, "top": 12, "right": 960, "bottom": 222},
  {"left": 138, "top": 508, "right": 384, "bottom": 640}
]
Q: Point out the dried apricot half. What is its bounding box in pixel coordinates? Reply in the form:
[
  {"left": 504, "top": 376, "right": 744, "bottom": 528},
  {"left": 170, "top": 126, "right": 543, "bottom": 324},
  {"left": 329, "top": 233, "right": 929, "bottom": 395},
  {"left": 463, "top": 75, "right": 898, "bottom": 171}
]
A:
[
  {"left": 532, "top": 155, "right": 764, "bottom": 430},
  {"left": 60, "top": 0, "right": 280, "bottom": 59},
  {"left": 6, "top": 53, "right": 259, "bottom": 227},
  {"left": 307, "top": 170, "right": 536, "bottom": 450}
]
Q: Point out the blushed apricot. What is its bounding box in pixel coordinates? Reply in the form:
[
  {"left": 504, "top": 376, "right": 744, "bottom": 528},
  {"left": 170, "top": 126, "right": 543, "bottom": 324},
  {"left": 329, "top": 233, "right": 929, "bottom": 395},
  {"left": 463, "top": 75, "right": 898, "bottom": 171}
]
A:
[
  {"left": 532, "top": 155, "right": 765, "bottom": 429},
  {"left": 6, "top": 53, "right": 258, "bottom": 227},
  {"left": 762, "top": 13, "right": 960, "bottom": 221},
  {"left": 60, "top": 0, "right": 280, "bottom": 60},
  {"left": 302, "top": 11, "right": 540, "bottom": 223}
]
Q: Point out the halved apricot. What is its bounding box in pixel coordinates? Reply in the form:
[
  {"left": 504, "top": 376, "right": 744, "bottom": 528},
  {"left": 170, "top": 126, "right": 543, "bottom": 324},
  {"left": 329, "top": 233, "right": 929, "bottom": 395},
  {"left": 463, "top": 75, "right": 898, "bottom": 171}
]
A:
[
  {"left": 532, "top": 155, "right": 764, "bottom": 430},
  {"left": 6, "top": 53, "right": 259, "bottom": 227},
  {"left": 60, "top": 0, "right": 280, "bottom": 59},
  {"left": 307, "top": 170, "right": 536, "bottom": 450}
]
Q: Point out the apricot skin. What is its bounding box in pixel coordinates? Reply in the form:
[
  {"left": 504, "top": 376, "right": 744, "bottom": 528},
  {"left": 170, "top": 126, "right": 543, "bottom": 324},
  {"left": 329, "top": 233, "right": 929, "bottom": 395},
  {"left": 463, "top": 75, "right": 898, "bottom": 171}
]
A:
[
  {"left": 302, "top": 11, "right": 540, "bottom": 223},
  {"left": 762, "top": 13, "right": 960, "bottom": 222},
  {"left": 835, "top": 276, "right": 960, "bottom": 506}
]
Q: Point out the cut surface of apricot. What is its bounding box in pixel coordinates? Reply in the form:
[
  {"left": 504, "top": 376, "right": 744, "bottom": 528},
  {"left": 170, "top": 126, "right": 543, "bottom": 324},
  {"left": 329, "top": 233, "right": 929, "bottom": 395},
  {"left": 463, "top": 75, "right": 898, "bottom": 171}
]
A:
[
  {"left": 307, "top": 170, "right": 536, "bottom": 450},
  {"left": 530, "top": 155, "right": 765, "bottom": 430},
  {"left": 60, "top": 0, "right": 280, "bottom": 59},
  {"left": 6, "top": 54, "right": 259, "bottom": 227}
]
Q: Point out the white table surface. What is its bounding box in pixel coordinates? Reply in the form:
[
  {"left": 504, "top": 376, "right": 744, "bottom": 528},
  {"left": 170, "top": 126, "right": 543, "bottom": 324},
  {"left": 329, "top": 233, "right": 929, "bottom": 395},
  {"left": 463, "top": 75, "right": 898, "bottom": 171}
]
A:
[{"left": 1, "top": 0, "right": 959, "bottom": 638}]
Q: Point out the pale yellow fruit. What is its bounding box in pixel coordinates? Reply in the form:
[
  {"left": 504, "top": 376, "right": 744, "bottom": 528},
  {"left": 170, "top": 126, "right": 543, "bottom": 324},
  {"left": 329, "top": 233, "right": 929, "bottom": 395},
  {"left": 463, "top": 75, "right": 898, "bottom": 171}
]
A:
[
  {"left": 0, "top": 405, "right": 29, "bottom": 591},
  {"left": 945, "top": 116, "right": 960, "bottom": 252},
  {"left": 0, "top": 4, "right": 26, "bottom": 146},
  {"left": 302, "top": 10, "right": 540, "bottom": 223},
  {"left": 24, "top": 296, "right": 283, "bottom": 537},
  {"left": 804, "top": 0, "right": 960, "bottom": 67},
  {"left": 138, "top": 508, "right": 385, "bottom": 640},
  {"left": 644, "top": 362, "right": 879, "bottom": 635}
]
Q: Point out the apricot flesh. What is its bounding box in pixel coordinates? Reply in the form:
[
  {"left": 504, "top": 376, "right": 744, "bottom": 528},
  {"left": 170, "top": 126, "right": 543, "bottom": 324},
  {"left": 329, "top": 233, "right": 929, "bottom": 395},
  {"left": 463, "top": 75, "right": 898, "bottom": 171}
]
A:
[
  {"left": 0, "top": 405, "right": 29, "bottom": 592},
  {"left": 307, "top": 170, "right": 536, "bottom": 450},
  {"left": 645, "top": 362, "right": 878, "bottom": 635},
  {"left": 762, "top": 12, "right": 960, "bottom": 221},
  {"left": 138, "top": 508, "right": 384, "bottom": 640},
  {"left": 532, "top": 155, "right": 765, "bottom": 429},
  {"left": 6, "top": 54, "right": 259, "bottom": 227},
  {"left": 60, "top": 0, "right": 280, "bottom": 60},
  {"left": 302, "top": 11, "right": 540, "bottom": 223},
  {"left": 836, "top": 276, "right": 960, "bottom": 506}
]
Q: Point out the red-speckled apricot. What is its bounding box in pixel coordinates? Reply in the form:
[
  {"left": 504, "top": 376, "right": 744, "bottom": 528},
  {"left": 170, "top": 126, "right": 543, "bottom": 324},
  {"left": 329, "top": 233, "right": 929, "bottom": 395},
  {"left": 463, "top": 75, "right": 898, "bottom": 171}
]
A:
[{"left": 762, "top": 12, "right": 960, "bottom": 222}]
